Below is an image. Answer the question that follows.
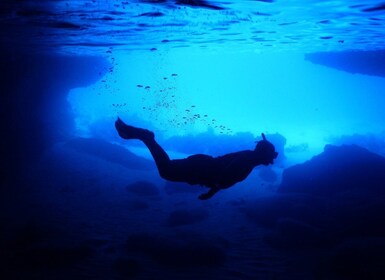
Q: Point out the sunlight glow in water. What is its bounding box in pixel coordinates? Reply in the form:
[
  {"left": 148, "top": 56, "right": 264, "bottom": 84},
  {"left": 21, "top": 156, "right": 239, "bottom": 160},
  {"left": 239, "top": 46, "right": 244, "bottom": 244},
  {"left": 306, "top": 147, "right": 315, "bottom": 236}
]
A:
[
  {"left": 68, "top": 48, "right": 385, "bottom": 162},
  {"left": 4, "top": 0, "right": 383, "bottom": 163}
]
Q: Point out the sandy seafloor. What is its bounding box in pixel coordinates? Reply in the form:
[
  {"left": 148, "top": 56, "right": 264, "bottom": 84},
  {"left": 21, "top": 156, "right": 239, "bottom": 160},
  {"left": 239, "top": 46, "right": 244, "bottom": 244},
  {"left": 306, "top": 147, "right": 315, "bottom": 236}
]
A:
[{"left": 1, "top": 140, "right": 316, "bottom": 280}]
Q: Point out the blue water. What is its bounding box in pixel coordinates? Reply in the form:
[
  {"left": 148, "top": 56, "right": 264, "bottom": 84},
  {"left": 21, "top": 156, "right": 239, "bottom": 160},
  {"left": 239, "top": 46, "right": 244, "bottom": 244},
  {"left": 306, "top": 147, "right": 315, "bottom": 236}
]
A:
[{"left": 1, "top": 1, "right": 385, "bottom": 279}]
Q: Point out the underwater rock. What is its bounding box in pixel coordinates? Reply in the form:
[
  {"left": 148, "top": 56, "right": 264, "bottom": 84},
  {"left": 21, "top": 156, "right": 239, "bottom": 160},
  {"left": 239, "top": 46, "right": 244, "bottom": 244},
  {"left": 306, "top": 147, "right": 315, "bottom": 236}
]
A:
[
  {"left": 279, "top": 144, "right": 385, "bottom": 197},
  {"left": 244, "top": 191, "right": 385, "bottom": 249},
  {"left": 126, "top": 181, "right": 160, "bottom": 197},
  {"left": 1, "top": 53, "right": 109, "bottom": 185},
  {"left": 126, "top": 233, "right": 226, "bottom": 267},
  {"left": 258, "top": 166, "right": 278, "bottom": 183},
  {"left": 330, "top": 199, "right": 385, "bottom": 239},
  {"left": 65, "top": 137, "right": 154, "bottom": 170},
  {"left": 242, "top": 194, "right": 328, "bottom": 228},
  {"left": 113, "top": 257, "right": 141, "bottom": 278},
  {"left": 242, "top": 145, "right": 385, "bottom": 251},
  {"left": 11, "top": 244, "right": 95, "bottom": 270},
  {"left": 330, "top": 133, "right": 385, "bottom": 157},
  {"left": 325, "top": 238, "right": 385, "bottom": 280},
  {"left": 166, "top": 208, "right": 209, "bottom": 226},
  {"left": 265, "top": 218, "right": 327, "bottom": 251},
  {"left": 7, "top": 223, "right": 52, "bottom": 249},
  {"left": 164, "top": 181, "right": 203, "bottom": 194},
  {"left": 243, "top": 195, "right": 292, "bottom": 227},
  {"left": 126, "top": 200, "right": 150, "bottom": 210}
]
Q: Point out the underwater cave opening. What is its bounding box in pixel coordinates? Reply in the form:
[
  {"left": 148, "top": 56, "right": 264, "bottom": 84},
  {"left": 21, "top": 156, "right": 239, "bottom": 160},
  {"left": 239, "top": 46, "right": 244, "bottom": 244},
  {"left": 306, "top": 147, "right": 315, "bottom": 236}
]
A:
[{"left": 67, "top": 48, "right": 385, "bottom": 165}]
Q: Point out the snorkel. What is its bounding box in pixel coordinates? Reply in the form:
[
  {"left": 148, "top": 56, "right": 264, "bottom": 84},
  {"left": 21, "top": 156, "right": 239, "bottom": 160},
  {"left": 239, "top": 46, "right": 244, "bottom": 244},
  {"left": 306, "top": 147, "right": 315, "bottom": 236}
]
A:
[{"left": 256, "top": 133, "right": 278, "bottom": 164}]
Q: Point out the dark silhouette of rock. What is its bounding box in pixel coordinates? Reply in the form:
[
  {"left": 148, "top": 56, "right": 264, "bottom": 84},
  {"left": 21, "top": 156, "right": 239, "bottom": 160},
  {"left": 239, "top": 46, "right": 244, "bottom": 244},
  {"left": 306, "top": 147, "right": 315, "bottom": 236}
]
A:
[
  {"left": 258, "top": 166, "right": 278, "bottom": 183},
  {"left": 113, "top": 258, "right": 141, "bottom": 278},
  {"left": 10, "top": 244, "right": 94, "bottom": 270},
  {"left": 326, "top": 238, "right": 385, "bottom": 280},
  {"left": 243, "top": 194, "right": 328, "bottom": 228},
  {"left": 126, "top": 233, "right": 226, "bottom": 267},
  {"left": 245, "top": 192, "right": 385, "bottom": 250},
  {"left": 126, "top": 200, "right": 150, "bottom": 210},
  {"left": 126, "top": 181, "right": 160, "bottom": 196},
  {"left": 265, "top": 218, "right": 328, "bottom": 251},
  {"left": 279, "top": 145, "right": 385, "bottom": 196},
  {"left": 164, "top": 181, "right": 203, "bottom": 194},
  {"left": 0, "top": 53, "right": 108, "bottom": 187},
  {"left": 331, "top": 133, "right": 385, "bottom": 156},
  {"left": 166, "top": 208, "right": 209, "bottom": 226},
  {"left": 242, "top": 144, "right": 385, "bottom": 253},
  {"left": 66, "top": 138, "right": 155, "bottom": 170}
]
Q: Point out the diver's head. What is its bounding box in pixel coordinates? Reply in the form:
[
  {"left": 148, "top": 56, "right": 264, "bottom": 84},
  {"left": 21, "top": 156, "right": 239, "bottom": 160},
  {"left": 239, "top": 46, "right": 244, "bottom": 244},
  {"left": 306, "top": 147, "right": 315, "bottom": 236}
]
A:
[{"left": 254, "top": 133, "right": 278, "bottom": 165}]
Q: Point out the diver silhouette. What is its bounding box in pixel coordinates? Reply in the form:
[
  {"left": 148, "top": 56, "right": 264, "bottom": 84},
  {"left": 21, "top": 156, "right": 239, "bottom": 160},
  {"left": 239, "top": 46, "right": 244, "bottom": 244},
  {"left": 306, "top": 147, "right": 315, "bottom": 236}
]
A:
[{"left": 115, "top": 118, "right": 278, "bottom": 200}]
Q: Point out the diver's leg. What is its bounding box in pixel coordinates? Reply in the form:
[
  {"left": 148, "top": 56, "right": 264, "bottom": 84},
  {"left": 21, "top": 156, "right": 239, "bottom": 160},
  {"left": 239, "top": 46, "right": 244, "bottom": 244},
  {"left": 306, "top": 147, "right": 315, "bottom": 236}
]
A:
[
  {"left": 115, "top": 118, "right": 171, "bottom": 175},
  {"left": 141, "top": 137, "right": 171, "bottom": 173},
  {"left": 115, "top": 117, "right": 155, "bottom": 140}
]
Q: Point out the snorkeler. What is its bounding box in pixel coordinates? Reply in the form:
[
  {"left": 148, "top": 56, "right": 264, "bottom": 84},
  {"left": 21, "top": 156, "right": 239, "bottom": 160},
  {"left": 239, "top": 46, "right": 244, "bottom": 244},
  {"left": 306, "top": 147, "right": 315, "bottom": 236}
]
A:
[{"left": 115, "top": 118, "right": 278, "bottom": 200}]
